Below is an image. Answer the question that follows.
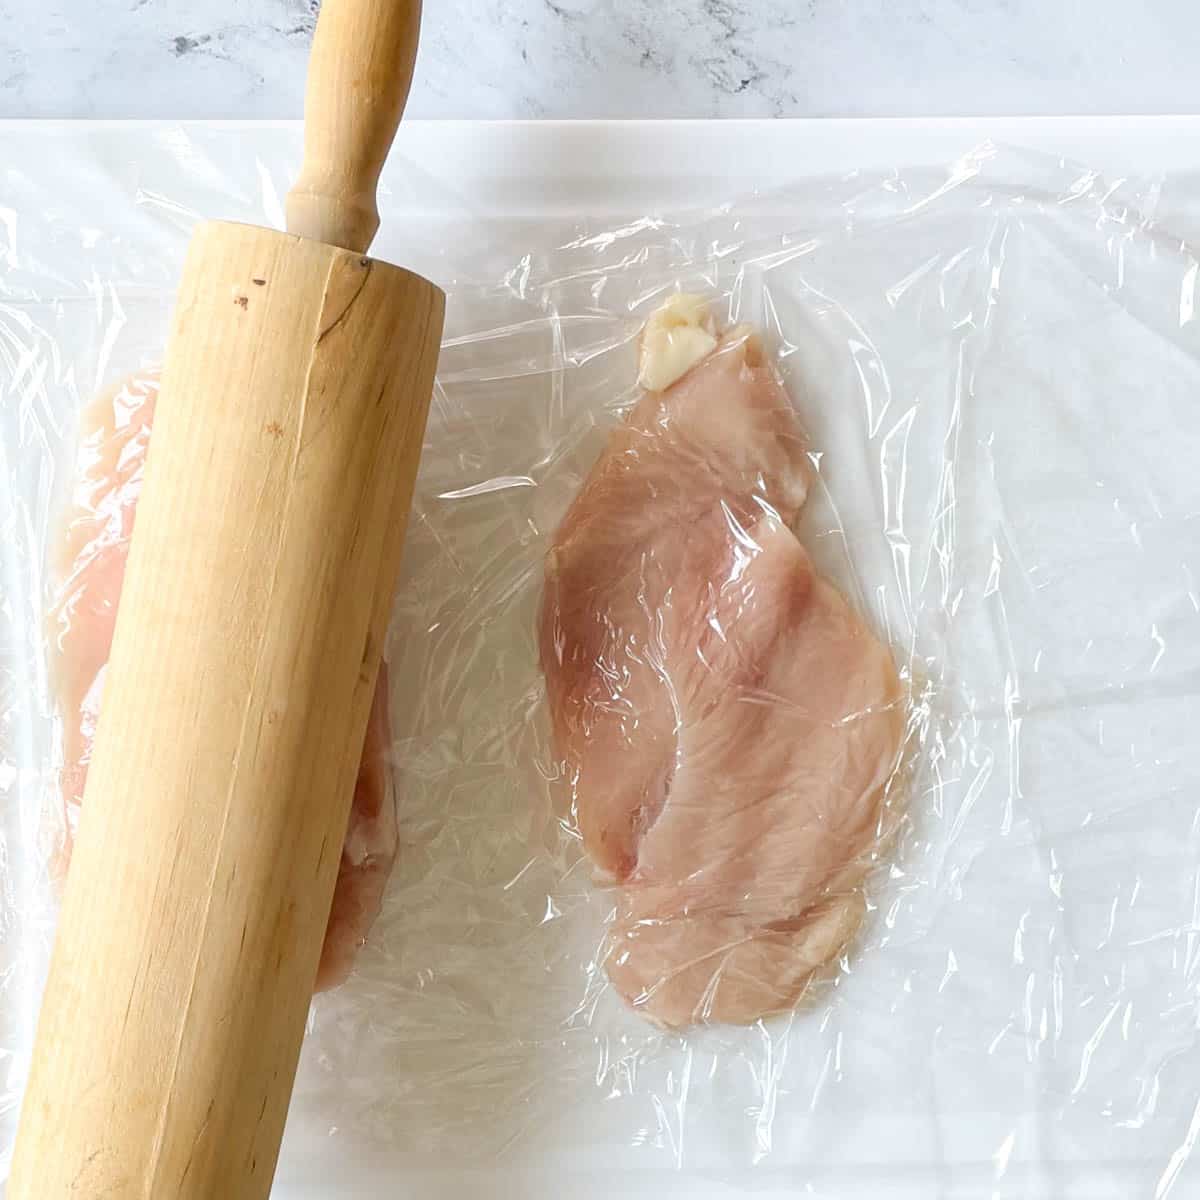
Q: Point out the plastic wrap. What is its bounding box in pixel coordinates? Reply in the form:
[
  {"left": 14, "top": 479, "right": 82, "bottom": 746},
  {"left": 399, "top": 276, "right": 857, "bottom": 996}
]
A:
[{"left": 4, "top": 127, "right": 1200, "bottom": 1197}]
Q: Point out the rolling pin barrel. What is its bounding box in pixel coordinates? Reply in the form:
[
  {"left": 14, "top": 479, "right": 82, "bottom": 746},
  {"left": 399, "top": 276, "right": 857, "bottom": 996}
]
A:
[
  {"left": 9, "top": 222, "right": 442, "bottom": 1200},
  {"left": 8, "top": 1, "right": 442, "bottom": 1197}
]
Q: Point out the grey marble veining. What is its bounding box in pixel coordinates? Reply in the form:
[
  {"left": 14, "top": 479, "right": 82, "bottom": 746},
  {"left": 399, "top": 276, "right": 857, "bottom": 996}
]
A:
[{"left": 2, "top": 0, "right": 1199, "bottom": 120}]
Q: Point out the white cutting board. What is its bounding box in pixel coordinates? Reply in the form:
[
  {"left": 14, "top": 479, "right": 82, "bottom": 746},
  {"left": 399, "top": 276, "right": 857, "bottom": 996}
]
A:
[{"left": 4, "top": 118, "right": 1200, "bottom": 1200}]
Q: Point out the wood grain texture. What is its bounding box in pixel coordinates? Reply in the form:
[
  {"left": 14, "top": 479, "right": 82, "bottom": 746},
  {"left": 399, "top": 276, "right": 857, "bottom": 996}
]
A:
[
  {"left": 286, "top": 0, "right": 423, "bottom": 252},
  {"left": 8, "top": 220, "right": 444, "bottom": 1199}
]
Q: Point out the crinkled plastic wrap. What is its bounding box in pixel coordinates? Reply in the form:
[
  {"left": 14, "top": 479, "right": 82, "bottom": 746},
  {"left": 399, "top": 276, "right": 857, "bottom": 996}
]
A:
[{"left": 4, "top": 129, "right": 1200, "bottom": 1198}]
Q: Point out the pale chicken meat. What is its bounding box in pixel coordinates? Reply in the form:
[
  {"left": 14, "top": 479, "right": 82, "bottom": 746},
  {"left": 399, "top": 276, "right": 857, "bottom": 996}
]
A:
[
  {"left": 540, "top": 307, "right": 904, "bottom": 1027},
  {"left": 47, "top": 372, "right": 398, "bottom": 992}
]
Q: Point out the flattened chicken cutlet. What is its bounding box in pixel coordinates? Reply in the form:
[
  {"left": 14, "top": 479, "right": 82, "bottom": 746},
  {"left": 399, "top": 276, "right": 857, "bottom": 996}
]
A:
[
  {"left": 540, "top": 298, "right": 904, "bottom": 1027},
  {"left": 47, "top": 372, "right": 398, "bottom": 992}
]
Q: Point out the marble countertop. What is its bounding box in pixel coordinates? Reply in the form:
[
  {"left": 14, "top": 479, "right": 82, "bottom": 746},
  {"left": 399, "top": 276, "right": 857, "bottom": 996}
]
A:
[{"left": 4, "top": 0, "right": 1199, "bottom": 120}]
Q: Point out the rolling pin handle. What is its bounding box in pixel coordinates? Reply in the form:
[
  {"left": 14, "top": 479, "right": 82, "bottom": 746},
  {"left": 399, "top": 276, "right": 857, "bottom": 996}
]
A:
[{"left": 286, "top": 0, "right": 423, "bottom": 253}]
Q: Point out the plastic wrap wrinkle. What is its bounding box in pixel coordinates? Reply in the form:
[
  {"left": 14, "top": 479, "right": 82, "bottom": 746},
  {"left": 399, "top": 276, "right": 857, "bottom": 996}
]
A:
[{"left": 5, "top": 130, "right": 1200, "bottom": 1197}]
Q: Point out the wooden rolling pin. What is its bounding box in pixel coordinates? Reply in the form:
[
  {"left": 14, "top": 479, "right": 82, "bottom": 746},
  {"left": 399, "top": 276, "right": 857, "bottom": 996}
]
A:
[{"left": 8, "top": 2, "right": 443, "bottom": 1197}]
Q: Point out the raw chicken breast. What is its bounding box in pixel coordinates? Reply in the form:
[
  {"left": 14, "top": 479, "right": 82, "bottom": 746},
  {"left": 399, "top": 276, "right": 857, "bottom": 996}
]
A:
[
  {"left": 47, "top": 372, "right": 398, "bottom": 992},
  {"left": 540, "top": 315, "right": 904, "bottom": 1027}
]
